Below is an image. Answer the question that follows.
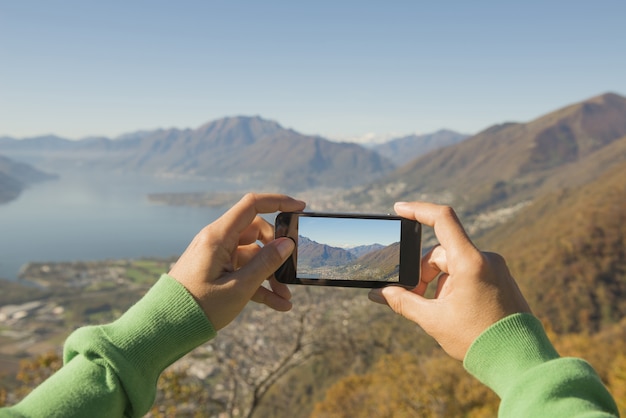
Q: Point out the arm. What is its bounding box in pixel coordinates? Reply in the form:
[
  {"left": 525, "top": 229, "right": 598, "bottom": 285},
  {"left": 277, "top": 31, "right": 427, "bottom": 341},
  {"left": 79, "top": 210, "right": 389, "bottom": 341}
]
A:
[
  {"left": 2, "top": 193, "right": 305, "bottom": 417},
  {"left": 466, "top": 313, "right": 617, "bottom": 417},
  {"left": 369, "top": 201, "right": 618, "bottom": 417},
  {"left": 5, "top": 275, "right": 215, "bottom": 418}
]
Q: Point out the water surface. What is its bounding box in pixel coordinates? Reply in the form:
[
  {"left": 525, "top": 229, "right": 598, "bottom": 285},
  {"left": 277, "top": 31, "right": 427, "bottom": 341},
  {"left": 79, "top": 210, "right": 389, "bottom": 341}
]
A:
[{"left": 0, "top": 170, "right": 230, "bottom": 280}]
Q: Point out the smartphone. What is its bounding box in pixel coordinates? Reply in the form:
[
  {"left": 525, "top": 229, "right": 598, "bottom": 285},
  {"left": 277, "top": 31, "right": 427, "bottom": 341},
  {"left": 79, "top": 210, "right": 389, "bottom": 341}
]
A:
[{"left": 274, "top": 212, "right": 421, "bottom": 288}]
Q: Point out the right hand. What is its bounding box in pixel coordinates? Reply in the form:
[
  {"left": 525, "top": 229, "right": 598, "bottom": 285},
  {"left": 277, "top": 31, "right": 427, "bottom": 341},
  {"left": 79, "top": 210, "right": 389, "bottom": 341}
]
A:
[{"left": 368, "top": 201, "right": 531, "bottom": 360}]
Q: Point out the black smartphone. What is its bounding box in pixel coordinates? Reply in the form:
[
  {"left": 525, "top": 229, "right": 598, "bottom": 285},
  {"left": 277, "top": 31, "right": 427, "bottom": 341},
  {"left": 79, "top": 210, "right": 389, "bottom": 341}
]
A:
[{"left": 274, "top": 212, "right": 421, "bottom": 288}]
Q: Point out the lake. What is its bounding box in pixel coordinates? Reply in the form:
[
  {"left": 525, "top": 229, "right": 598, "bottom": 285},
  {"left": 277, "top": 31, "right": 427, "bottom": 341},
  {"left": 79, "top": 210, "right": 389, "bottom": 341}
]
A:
[{"left": 0, "top": 170, "right": 236, "bottom": 281}]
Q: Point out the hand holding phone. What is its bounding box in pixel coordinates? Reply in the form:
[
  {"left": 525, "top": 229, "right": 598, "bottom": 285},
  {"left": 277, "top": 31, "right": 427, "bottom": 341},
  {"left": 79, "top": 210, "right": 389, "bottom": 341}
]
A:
[{"left": 274, "top": 212, "right": 421, "bottom": 288}]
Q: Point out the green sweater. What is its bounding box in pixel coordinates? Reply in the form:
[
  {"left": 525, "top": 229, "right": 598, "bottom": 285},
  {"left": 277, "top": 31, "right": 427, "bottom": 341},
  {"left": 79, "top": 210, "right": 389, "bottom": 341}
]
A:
[
  {"left": 1, "top": 275, "right": 619, "bottom": 417},
  {"left": 2, "top": 275, "right": 216, "bottom": 418},
  {"left": 464, "top": 313, "right": 618, "bottom": 417}
]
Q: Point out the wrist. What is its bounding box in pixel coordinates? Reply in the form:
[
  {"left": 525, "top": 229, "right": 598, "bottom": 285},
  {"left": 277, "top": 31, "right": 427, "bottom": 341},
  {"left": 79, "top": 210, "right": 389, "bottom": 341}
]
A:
[
  {"left": 463, "top": 313, "right": 559, "bottom": 397},
  {"left": 64, "top": 275, "right": 216, "bottom": 409}
]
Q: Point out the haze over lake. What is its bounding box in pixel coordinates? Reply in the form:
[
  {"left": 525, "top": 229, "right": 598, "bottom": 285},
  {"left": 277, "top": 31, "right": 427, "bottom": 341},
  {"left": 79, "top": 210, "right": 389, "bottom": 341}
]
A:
[{"left": 0, "top": 170, "right": 228, "bottom": 281}]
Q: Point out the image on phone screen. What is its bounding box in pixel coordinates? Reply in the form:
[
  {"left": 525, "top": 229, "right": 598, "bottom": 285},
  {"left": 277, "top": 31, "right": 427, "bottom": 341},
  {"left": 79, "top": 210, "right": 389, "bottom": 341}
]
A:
[{"left": 296, "top": 216, "right": 401, "bottom": 282}]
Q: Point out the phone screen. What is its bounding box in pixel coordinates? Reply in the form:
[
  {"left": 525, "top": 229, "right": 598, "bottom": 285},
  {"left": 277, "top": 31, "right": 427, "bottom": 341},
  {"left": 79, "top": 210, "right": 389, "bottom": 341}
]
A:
[
  {"left": 297, "top": 216, "right": 401, "bottom": 282},
  {"left": 275, "top": 212, "right": 421, "bottom": 288}
]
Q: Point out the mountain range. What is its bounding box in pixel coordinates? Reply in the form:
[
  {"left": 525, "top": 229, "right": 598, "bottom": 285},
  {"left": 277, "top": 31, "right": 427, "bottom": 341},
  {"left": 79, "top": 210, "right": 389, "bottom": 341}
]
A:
[
  {"left": 2, "top": 92, "right": 624, "bottom": 219},
  {"left": 347, "top": 243, "right": 386, "bottom": 258},
  {"left": 0, "top": 117, "right": 397, "bottom": 191},
  {"left": 296, "top": 236, "right": 356, "bottom": 268},
  {"left": 2, "top": 91, "right": 626, "bottom": 416},
  {"left": 296, "top": 236, "right": 400, "bottom": 282},
  {"left": 342, "top": 92, "right": 626, "bottom": 214}
]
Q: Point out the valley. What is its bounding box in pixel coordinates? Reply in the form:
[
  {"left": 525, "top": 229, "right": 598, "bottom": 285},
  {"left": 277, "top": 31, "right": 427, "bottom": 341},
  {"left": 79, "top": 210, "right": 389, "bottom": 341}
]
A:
[{"left": 1, "top": 92, "right": 626, "bottom": 415}]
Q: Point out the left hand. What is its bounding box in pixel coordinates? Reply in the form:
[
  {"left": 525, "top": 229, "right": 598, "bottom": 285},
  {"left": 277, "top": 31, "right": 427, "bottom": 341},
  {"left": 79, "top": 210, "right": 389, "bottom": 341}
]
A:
[{"left": 168, "top": 193, "right": 306, "bottom": 330}]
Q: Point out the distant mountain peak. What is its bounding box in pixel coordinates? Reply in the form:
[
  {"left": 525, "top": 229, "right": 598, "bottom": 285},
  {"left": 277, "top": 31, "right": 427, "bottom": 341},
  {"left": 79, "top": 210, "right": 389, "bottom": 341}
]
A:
[
  {"left": 373, "top": 129, "right": 469, "bottom": 166},
  {"left": 194, "top": 115, "right": 285, "bottom": 147},
  {"left": 589, "top": 91, "right": 624, "bottom": 104},
  {"left": 196, "top": 115, "right": 282, "bottom": 133}
]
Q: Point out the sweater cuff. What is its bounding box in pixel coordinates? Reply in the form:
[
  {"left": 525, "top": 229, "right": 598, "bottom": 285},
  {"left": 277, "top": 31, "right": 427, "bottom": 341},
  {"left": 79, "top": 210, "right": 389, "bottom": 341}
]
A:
[
  {"left": 463, "top": 313, "right": 559, "bottom": 398},
  {"left": 64, "top": 274, "right": 216, "bottom": 414}
]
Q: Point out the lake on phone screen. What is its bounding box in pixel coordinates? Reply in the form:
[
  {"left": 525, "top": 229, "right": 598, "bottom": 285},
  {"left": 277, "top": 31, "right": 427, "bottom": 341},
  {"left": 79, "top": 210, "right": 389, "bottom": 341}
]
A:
[{"left": 0, "top": 170, "right": 232, "bottom": 281}]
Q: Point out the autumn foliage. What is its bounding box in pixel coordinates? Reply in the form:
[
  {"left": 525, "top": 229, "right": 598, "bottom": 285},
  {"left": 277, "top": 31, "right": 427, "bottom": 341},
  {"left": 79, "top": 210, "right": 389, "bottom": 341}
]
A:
[{"left": 311, "top": 319, "right": 626, "bottom": 417}]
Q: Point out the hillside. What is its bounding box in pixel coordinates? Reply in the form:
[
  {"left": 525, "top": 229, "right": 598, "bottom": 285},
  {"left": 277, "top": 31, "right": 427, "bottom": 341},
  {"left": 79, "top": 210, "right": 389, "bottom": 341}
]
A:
[
  {"left": 373, "top": 129, "right": 469, "bottom": 166},
  {"left": 0, "top": 117, "right": 395, "bottom": 191},
  {"left": 0, "top": 155, "right": 57, "bottom": 204},
  {"left": 297, "top": 236, "right": 356, "bottom": 268},
  {"left": 341, "top": 92, "right": 626, "bottom": 214},
  {"left": 347, "top": 243, "right": 385, "bottom": 258},
  {"left": 3, "top": 94, "right": 626, "bottom": 416},
  {"left": 0, "top": 171, "right": 22, "bottom": 204},
  {"left": 478, "top": 159, "right": 626, "bottom": 333},
  {"left": 351, "top": 241, "right": 401, "bottom": 280}
]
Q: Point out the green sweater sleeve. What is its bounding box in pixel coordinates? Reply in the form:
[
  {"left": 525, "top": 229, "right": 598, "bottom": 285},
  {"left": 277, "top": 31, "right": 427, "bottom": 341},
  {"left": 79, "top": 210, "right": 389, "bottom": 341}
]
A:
[
  {"left": 2, "top": 274, "right": 216, "bottom": 418},
  {"left": 463, "top": 313, "right": 619, "bottom": 417}
]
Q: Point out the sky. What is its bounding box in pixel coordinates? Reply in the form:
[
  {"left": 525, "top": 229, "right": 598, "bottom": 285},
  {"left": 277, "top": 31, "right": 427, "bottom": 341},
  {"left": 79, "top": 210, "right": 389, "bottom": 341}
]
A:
[
  {"left": 299, "top": 217, "right": 399, "bottom": 248},
  {"left": 1, "top": 1, "right": 625, "bottom": 143}
]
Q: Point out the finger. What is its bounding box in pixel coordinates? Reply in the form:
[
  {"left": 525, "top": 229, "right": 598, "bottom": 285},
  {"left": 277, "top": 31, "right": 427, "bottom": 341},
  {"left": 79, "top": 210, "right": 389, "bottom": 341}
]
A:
[
  {"left": 230, "top": 237, "right": 295, "bottom": 296},
  {"left": 394, "top": 201, "right": 478, "bottom": 260},
  {"left": 251, "top": 285, "right": 293, "bottom": 311},
  {"left": 413, "top": 278, "right": 429, "bottom": 296},
  {"left": 233, "top": 243, "right": 262, "bottom": 269},
  {"left": 216, "top": 193, "right": 305, "bottom": 236},
  {"left": 370, "top": 285, "right": 437, "bottom": 331},
  {"left": 420, "top": 244, "right": 446, "bottom": 283},
  {"left": 412, "top": 245, "right": 446, "bottom": 296},
  {"left": 269, "top": 276, "right": 292, "bottom": 301},
  {"left": 238, "top": 216, "right": 274, "bottom": 246}
]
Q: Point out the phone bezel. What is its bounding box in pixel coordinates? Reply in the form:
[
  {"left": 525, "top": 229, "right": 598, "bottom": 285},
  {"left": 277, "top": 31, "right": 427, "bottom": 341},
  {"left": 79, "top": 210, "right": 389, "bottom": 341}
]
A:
[{"left": 274, "top": 211, "right": 421, "bottom": 288}]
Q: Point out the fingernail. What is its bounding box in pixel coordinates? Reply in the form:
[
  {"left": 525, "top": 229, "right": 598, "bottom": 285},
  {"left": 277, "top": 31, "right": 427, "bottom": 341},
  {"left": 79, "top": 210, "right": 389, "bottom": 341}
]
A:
[
  {"left": 276, "top": 238, "right": 295, "bottom": 259},
  {"left": 368, "top": 289, "right": 387, "bottom": 305},
  {"left": 394, "top": 202, "right": 408, "bottom": 208}
]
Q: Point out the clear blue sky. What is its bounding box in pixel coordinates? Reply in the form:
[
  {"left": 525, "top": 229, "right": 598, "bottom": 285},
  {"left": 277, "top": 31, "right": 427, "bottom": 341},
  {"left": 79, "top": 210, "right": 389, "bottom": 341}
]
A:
[
  {"left": 1, "top": 1, "right": 625, "bottom": 141},
  {"left": 299, "top": 217, "right": 399, "bottom": 248}
]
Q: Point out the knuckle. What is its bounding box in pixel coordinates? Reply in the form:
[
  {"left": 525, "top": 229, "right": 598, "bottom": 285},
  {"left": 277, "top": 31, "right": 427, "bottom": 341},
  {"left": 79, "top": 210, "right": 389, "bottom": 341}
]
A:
[
  {"left": 483, "top": 251, "right": 505, "bottom": 265},
  {"left": 437, "top": 205, "right": 459, "bottom": 221},
  {"left": 239, "top": 192, "right": 258, "bottom": 206},
  {"left": 241, "top": 192, "right": 258, "bottom": 206},
  {"left": 194, "top": 226, "right": 211, "bottom": 246}
]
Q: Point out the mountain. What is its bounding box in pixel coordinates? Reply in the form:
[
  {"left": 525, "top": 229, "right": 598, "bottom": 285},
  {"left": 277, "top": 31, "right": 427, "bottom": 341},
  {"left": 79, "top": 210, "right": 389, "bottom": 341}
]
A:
[
  {"left": 0, "top": 117, "right": 395, "bottom": 191},
  {"left": 347, "top": 243, "right": 385, "bottom": 258},
  {"left": 373, "top": 130, "right": 469, "bottom": 166},
  {"left": 478, "top": 159, "right": 626, "bottom": 334},
  {"left": 351, "top": 242, "right": 401, "bottom": 279},
  {"left": 343, "top": 92, "right": 626, "bottom": 214},
  {"left": 0, "top": 171, "right": 22, "bottom": 203},
  {"left": 0, "top": 155, "right": 58, "bottom": 203},
  {"left": 297, "top": 236, "right": 356, "bottom": 268}
]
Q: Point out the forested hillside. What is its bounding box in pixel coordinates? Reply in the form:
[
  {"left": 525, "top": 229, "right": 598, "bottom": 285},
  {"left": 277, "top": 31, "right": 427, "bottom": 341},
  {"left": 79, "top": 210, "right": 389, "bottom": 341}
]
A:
[
  {"left": 478, "top": 159, "right": 626, "bottom": 334},
  {"left": 308, "top": 154, "right": 626, "bottom": 417}
]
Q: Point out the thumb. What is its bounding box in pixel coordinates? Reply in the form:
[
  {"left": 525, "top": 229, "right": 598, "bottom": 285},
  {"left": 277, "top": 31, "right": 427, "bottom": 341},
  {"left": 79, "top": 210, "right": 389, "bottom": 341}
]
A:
[{"left": 369, "top": 286, "right": 435, "bottom": 331}]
